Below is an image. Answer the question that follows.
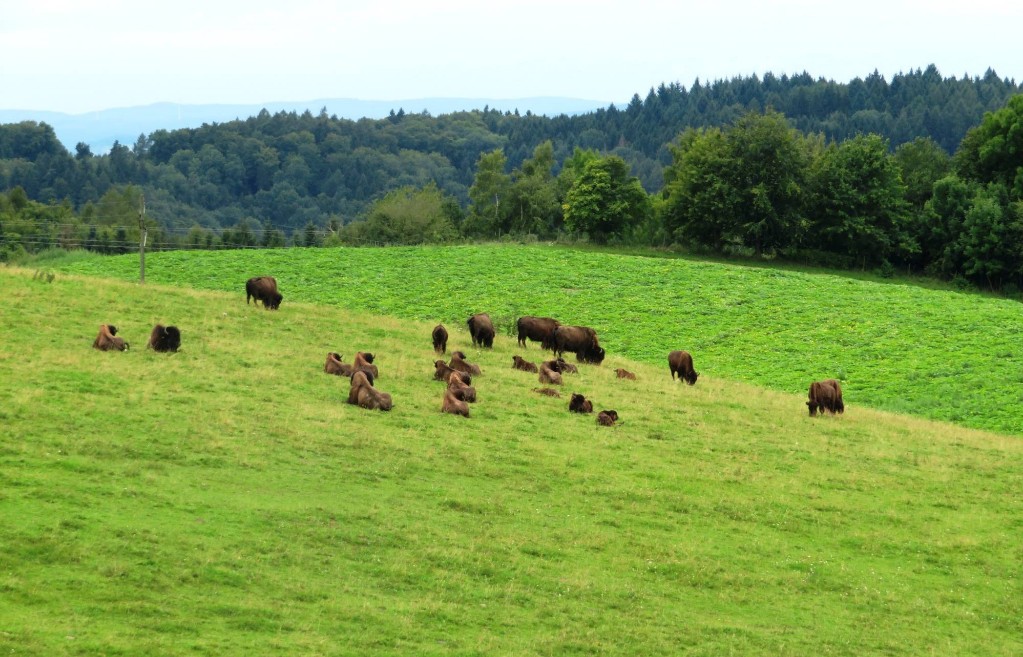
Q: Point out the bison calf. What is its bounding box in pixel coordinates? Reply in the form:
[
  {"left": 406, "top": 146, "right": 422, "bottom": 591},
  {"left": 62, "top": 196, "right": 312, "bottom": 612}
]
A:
[
  {"left": 596, "top": 410, "right": 619, "bottom": 426},
  {"left": 615, "top": 368, "right": 636, "bottom": 380},
  {"left": 148, "top": 324, "right": 181, "bottom": 352},
  {"left": 512, "top": 355, "right": 539, "bottom": 373},
  {"left": 93, "top": 324, "right": 128, "bottom": 352},
  {"left": 668, "top": 350, "right": 699, "bottom": 385},
  {"left": 807, "top": 379, "right": 845, "bottom": 416},
  {"left": 532, "top": 387, "right": 562, "bottom": 398}
]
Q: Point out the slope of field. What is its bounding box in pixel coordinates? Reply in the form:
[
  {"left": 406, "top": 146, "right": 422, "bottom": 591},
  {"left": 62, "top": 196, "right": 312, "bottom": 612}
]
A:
[
  {"left": 56, "top": 244, "right": 1023, "bottom": 434},
  {"left": 1, "top": 267, "right": 1021, "bottom": 656}
]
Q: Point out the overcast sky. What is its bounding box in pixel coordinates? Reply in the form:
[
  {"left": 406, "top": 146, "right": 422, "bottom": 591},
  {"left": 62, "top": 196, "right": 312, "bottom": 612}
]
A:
[{"left": 2, "top": 0, "right": 1021, "bottom": 114}]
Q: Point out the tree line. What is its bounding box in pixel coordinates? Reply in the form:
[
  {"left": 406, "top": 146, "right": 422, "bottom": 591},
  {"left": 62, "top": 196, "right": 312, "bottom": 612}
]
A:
[{"left": 1, "top": 65, "right": 1021, "bottom": 289}]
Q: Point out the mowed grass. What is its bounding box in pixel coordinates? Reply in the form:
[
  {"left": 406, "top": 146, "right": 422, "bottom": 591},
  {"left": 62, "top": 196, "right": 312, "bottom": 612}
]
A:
[
  {"left": 54, "top": 244, "right": 1023, "bottom": 435},
  {"left": 1, "top": 267, "right": 1021, "bottom": 655}
]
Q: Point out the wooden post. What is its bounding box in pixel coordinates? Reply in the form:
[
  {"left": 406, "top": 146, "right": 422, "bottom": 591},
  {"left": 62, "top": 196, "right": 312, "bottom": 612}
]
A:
[{"left": 138, "top": 194, "right": 147, "bottom": 285}]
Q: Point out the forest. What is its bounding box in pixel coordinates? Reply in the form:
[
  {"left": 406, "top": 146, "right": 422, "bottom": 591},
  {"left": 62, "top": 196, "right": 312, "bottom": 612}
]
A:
[{"left": 1, "top": 65, "right": 1022, "bottom": 290}]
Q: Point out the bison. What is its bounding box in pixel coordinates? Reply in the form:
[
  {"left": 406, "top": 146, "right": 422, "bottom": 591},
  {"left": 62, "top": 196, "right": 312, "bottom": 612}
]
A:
[
  {"left": 245, "top": 276, "right": 283, "bottom": 310},
  {"left": 538, "top": 363, "right": 562, "bottom": 385},
  {"left": 353, "top": 352, "right": 379, "bottom": 379},
  {"left": 148, "top": 324, "right": 181, "bottom": 352},
  {"left": 432, "top": 324, "right": 448, "bottom": 354},
  {"left": 441, "top": 388, "right": 470, "bottom": 417},
  {"left": 543, "top": 357, "right": 578, "bottom": 375},
  {"left": 466, "top": 313, "right": 495, "bottom": 348},
  {"left": 568, "top": 393, "right": 594, "bottom": 414},
  {"left": 596, "top": 410, "right": 619, "bottom": 426},
  {"left": 807, "top": 379, "right": 844, "bottom": 416},
  {"left": 347, "top": 370, "right": 393, "bottom": 411},
  {"left": 553, "top": 325, "right": 605, "bottom": 365},
  {"left": 532, "top": 387, "right": 562, "bottom": 398},
  {"left": 615, "top": 368, "right": 636, "bottom": 380},
  {"left": 92, "top": 324, "right": 128, "bottom": 352},
  {"left": 449, "top": 351, "right": 482, "bottom": 376},
  {"left": 668, "top": 350, "right": 698, "bottom": 385},
  {"left": 446, "top": 373, "right": 477, "bottom": 403},
  {"left": 324, "top": 352, "right": 355, "bottom": 377},
  {"left": 512, "top": 355, "right": 539, "bottom": 373},
  {"left": 516, "top": 316, "right": 560, "bottom": 350}
]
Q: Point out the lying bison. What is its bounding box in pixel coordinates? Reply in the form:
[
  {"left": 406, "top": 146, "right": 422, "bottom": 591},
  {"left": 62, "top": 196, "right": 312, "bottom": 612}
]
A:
[
  {"left": 568, "top": 393, "right": 594, "bottom": 414},
  {"left": 449, "top": 351, "right": 482, "bottom": 376},
  {"left": 325, "top": 352, "right": 355, "bottom": 377},
  {"left": 93, "top": 324, "right": 128, "bottom": 352},
  {"left": 432, "top": 324, "right": 448, "bottom": 354},
  {"left": 441, "top": 388, "right": 470, "bottom": 417},
  {"left": 512, "top": 355, "right": 538, "bottom": 373},
  {"left": 553, "top": 325, "right": 605, "bottom": 365},
  {"left": 615, "top": 368, "right": 636, "bottom": 380},
  {"left": 148, "top": 324, "right": 181, "bottom": 352},
  {"left": 516, "top": 316, "right": 560, "bottom": 350},
  {"left": 807, "top": 379, "right": 844, "bottom": 416},
  {"left": 245, "top": 276, "right": 283, "bottom": 310},
  {"left": 348, "top": 370, "right": 392, "bottom": 411},
  {"left": 596, "top": 410, "right": 619, "bottom": 426},
  {"left": 446, "top": 372, "right": 477, "bottom": 403},
  {"left": 467, "top": 313, "right": 495, "bottom": 348},
  {"left": 353, "top": 352, "right": 379, "bottom": 379},
  {"left": 668, "top": 350, "right": 698, "bottom": 385},
  {"left": 538, "top": 363, "right": 562, "bottom": 385}
]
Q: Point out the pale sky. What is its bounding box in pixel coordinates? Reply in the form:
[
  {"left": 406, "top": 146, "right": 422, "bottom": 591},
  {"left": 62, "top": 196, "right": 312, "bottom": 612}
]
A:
[{"left": 2, "top": 0, "right": 1021, "bottom": 114}]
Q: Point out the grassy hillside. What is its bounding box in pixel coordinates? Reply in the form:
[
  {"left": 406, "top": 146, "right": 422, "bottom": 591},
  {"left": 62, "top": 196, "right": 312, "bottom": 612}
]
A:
[
  {"left": 1, "top": 267, "right": 1020, "bottom": 656},
  {"left": 55, "top": 244, "right": 1023, "bottom": 434}
]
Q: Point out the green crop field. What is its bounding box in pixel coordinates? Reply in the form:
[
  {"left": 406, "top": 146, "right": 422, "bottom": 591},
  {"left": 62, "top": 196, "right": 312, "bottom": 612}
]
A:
[
  {"left": 56, "top": 244, "right": 1023, "bottom": 435},
  {"left": 1, "top": 264, "right": 1021, "bottom": 656}
]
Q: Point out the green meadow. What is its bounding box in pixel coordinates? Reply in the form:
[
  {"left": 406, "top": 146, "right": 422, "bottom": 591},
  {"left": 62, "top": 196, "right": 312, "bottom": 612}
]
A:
[
  {"left": 57, "top": 244, "right": 1023, "bottom": 434},
  {"left": 1, "top": 264, "right": 1021, "bottom": 656}
]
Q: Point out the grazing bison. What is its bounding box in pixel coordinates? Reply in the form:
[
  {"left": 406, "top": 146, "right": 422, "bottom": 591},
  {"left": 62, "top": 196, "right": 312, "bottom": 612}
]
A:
[
  {"left": 446, "top": 373, "right": 477, "bottom": 403},
  {"left": 538, "top": 363, "right": 563, "bottom": 385},
  {"left": 441, "top": 388, "right": 470, "bottom": 417},
  {"left": 553, "top": 325, "right": 605, "bottom": 365},
  {"left": 466, "top": 313, "right": 495, "bottom": 348},
  {"left": 807, "top": 379, "right": 845, "bottom": 416},
  {"left": 432, "top": 324, "right": 448, "bottom": 354},
  {"left": 596, "top": 410, "right": 619, "bottom": 426},
  {"left": 148, "top": 324, "right": 181, "bottom": 352},
  {"left": 568, "top": 393, "right": 594, "bottom": 414},
  {"left": 516, "top": 316, "right": 560, "bottom": 350},
  {"left": 615, "top": 368, "right": 636, "bottom": 380},
  {"left": 353, "top": 352, "right": 379, "bottom": 379},
  {"left": 532, "top": 387, "right": 562, "bottom": 398},
  {"left": 93, "top": 324, "right": 128, "bottom": 352},
  {"left": 347, "top": 370, "right": 392, "bottom": 411},
  {"left": 324, "top": 352, "right": 355, "bottom": 377},
  {"left": 449, "top": 351, "right": 482, "bottom": 376},
  {"left": 512, "top": 355, "right": 539, "bottom": 373},
  {"left": 245, "top": 276, "right": 283, "bottom": 310},
  {"left": 668, "top": 350, "right": 699, "bottom": 385}
]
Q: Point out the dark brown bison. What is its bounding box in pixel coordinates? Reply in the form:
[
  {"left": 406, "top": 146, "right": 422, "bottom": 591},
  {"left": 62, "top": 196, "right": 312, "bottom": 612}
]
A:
[
  {"left": 467, "top": 313, "right": 495, "bottom": 348},
  {"left": 441, "top": 388, "right": 470, "bottom": 417},
  {"left": 568, "top": 393, "right": 594, "bottom": 414},
  {"left": 449, "top": 351, "right": 482, "bottom": 376},
  {"left": 324, "top": 352, "right": 355, "bottom": 377},
  {"left": 435, "top": 360, "right": 473, "bottom": 385},
  {"left": 553, "top": 325, "right": 605, "bottom": 365},
  {"left": 512, "top": 355, "right": 538, "bottom": 373},
  {"left": 432, "top": 324, "right": 448, "bottom": 354},
  {"left": 446, "top": 373, "right": 477, "bottom": 403},
  {"left": 615, "top": 368, "right": 636, "bottom": 380},
  {"left": 596, "top": 410, "right": 619, "bottom": 426},
  {"left": 807, "top": 379, "right": 844, "bottom": 416},
  {"left": 347, "top": 370, "right": 392, "bottom": 411},
  {"left": 538, "top": 363, "right": 562, "bottom": 385},
  {"left": 532, "top": 387, "right": 562, "bottom": 398},
  {"left": 543, "top": 357, "right": 578, "bottom": 375},
  {"left": 668, "top": 350, "right": 698, "bottom": 385},
  {"left": 353, "top": 352, "right": 379, "bottom": 379},
  {"left": 92, "top": 324, "right": 128, "bottom": 352},
  {"left": 147, "top": 324, "right": 181, "bottom": 352},
  {"left": 245, "top": 276, "right": 282, "bottom": 310},
  {"left": 516, "top": 316, "right": 560, "bottom": 349}
]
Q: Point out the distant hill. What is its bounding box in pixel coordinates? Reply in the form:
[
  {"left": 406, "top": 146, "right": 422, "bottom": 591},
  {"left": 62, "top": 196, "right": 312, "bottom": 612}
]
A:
[{"left": 0, "top": 97, "right": 612, "bottom": 153}]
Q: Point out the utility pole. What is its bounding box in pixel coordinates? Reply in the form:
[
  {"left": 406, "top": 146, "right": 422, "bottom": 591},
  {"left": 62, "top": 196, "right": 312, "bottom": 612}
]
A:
[{"left": 138, "top": 194, "right": 147, "bottom": 285}]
